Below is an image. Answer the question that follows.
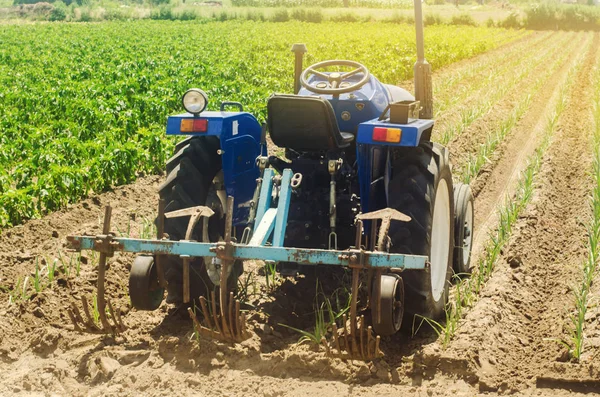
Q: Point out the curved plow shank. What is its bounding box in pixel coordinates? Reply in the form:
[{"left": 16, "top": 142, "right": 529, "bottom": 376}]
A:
[
  {"left": 187, "top": 197, "right": 250, "bottom": 344},
  {"left": 68, "top": 206, "right": 126, "bottom": 335}
]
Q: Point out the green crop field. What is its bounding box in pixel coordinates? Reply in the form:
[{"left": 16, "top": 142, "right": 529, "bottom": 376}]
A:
[{"left": 0, "top": 20, "right": 525, "bottom": 228}]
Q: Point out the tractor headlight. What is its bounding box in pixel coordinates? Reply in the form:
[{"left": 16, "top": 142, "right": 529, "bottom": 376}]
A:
[{"left": 182, "top": 89, "right": 208, "bottom": 115}]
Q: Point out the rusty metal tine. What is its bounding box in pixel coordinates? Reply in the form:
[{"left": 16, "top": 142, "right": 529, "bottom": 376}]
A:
[
  {"left": 219, "top": 261, "right": 231, "bottom": 338},
  {"left": 199, "top": 296, "right": 213, "bottom": 329},
  {"left": 235, "top": 300, "right": 241, "bottom": 340},
  {"left": 228, "top": 292, "right": 234, "bottom": 339},
  {"left": 69, "top": 303, "right": 86, "bottom": 331},
  {"left": 70, "top": 301, "right": 85, "bottom": 324},
  {"left": 359, "top": 315, "right": 365, "bottom": 359},
  {"left": 182, "top": 257, "right": 190, "bottom": 303},
  {"left": 107, "top": 299, "right": 124, "bottom": 333},
  {"left": 370, "top": 219, "right": 378, "bottom": 250},
  {"left": 355, "top": 219, "right": 363, "bottom": 248},
  {"left": 210, "top": 291, "right": 222, "bottom": 335},
  {"left": 342, "top": 314, "right": 349, "bottom": 352},
  {"left": 68, "top": 310, "right": 82, "bottom": 332},
  {"left": 96, "top": 252, "right": 112, "bottom": 331},
  {"left": 350, "top": 268, "right": 359, "bottom": 356},
  {"left": 240, "top": 312, "right": 247, "bottom": 339},
  {"left": 156, "top": 199, "right": 167, "bottom": 288},
  {"left": 375, "top": 335, "right": 381, "bottom": 358},
  {"left": 106, "top": 300, "right": 118, "bottom": 333},
  {"left": 109, "top": 301, "right": 127, "bottom": 332},
  {"left": 187, "top": 307, "right": 204, "bottom": 335},
  {"left": 331, "top": 323, "right": 341, "bottom": 354},
  {"left": 367, "top": 326, "right": 374, "bottom": 359},
  {"left": 80, "top": 296, "right": 100, "bottom": 331},
  {"left": 96, "top": 206, "right": 113, "bottom": 332},
  {"left": 321, "top": 337, "right": 331, "bottom": 356}
]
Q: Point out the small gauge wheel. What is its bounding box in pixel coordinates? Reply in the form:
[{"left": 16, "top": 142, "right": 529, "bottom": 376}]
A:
[
  {"left": 453, "top": 183, "right": 474, "bottom": 276},
  {"left": 129, "top": 255, "right": 165, "bottom": 311},
  {"left": 371, "top": 274, "right": 404, "bottom": 336}
]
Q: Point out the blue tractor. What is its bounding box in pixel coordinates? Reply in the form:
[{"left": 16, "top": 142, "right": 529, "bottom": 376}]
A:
[{"left": 67, "top": 0, "right": 474, "bottom": 359}]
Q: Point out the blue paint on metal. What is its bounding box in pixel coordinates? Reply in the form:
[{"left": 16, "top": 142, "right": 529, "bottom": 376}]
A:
[
  {"left": 254, "top": 168, "right": 274, "bottom": 233},
  {"left": 297, "top": 74, "right": 390, "bottom": 133},
  {"left": 355, "top": 118, "right": 435, "bottom": 215},
  {"left": 166, "top": 111, "right": 265, "bottom": 226},
  {"left": 248, "top": 208, "right": 277, "bottom": 246},
  {"left": 272, "top": 169, "right": 293, "bottom": 247},
  {"left": 69, "top": 236, "right": 427, "bottom": 270}
]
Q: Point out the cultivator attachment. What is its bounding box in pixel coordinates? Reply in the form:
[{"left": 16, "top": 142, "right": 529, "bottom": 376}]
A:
[
  {"left": 66, "top": 183, "right": 426, "bottom": 352},
  {"left": 321, "top": 220, "right": 384, "bottom": 360},
  {"left": 67, "top": 206, "right": 126, "bottom": 335}
]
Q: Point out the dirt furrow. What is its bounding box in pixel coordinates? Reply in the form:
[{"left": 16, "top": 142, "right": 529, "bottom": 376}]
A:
[
  {"left": 431, "top": 32, "right": 570, "bottom": 145},
  {"left": 463, "top": 32, "right": 590, "bottom": 256},
  {"left": 421, "top": 32, "right": 599, "bottom": 394},
  {"left": 447, "top": 32, "right": 581, "bottom": 176}
]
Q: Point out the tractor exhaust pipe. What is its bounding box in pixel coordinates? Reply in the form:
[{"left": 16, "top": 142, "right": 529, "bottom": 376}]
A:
[
  {"left": 413, "top": 0, "right": 433, "bottom": 119},
  {"left": 291, "top": 43, "right": 308, "bottom": 94}
]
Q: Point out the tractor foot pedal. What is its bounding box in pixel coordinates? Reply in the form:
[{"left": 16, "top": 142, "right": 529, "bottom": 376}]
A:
[
  {"left": 188, "top": 291, "right": 250, "bottom": 343},
  {"left": 322, "top": 314, "right": 382, "bottom": 360}
]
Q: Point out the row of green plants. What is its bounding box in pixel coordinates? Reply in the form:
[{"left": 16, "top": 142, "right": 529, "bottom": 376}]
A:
[
  {"left": 4, "top": 214, "right": 156, "bottom": 305},
  {"left": 435, "top": 31, "right": 565, "bottom": 145},
  {"left": 0, "top": 21, "right": 520, "bottom": 228},
  {"left": 6, "top": 252, "right": 82, "bottom": 304},
  {"left": 433, "top": 30, "right": 546, "bottom": 116},
  {"left": 458, "top": 33, "right": 574, "bottom": 184},
  {"left": 421, "top": 41, "right": 583, "bottom": 347},
  {"left": 565, "top": 57, "right": 600, "bottom": 361}
]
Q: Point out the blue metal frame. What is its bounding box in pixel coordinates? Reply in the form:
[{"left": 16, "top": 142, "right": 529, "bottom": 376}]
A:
[
  {"left": 166, "top": 111, "right": 265, "bottom": 226},
  {"left": 70, "top": 236, "right": 427, "bottom": 270}
]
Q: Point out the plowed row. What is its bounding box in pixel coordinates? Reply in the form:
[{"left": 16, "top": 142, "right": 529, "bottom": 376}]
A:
[{"left": 0, "top": 31, "right": 598, "bottom": 397}]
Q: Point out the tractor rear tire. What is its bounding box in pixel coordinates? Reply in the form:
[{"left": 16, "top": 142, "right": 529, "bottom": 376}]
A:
[
  {"left": 158, "top": 136, "right": 241, "bottom": 305},
  {"left": 388, "top": 143, "right": 454, "bottom": 321}
]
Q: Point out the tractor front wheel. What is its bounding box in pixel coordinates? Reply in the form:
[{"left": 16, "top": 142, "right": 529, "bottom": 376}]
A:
[{"left": 388, "top": 143, "right": 454, "bottom": 321}]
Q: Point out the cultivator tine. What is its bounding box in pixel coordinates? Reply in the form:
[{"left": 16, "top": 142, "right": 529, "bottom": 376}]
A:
[
  {"left": 323, "top": 219, "right": 383, "bottom": 360},
  {"left": 187, "top": 196, "right": 250, "bottom": 343},
  {"left": 67, "top": 206, "right": 126, "bottom": 335},
  {"left": 182, "top": 256, "right": 191, "bottom": 303},
  {"left": 187, "top": 292, "right": 250, "bottom": 343}
]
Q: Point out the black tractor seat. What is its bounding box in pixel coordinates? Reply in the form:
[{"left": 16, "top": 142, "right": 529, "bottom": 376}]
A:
[{"left": 267, "top": 94, "right": 354, "bottom": 152}]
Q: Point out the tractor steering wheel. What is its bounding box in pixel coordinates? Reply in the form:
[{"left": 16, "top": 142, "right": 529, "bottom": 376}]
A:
[{"left": 300, "top": 60, "right": 370, "bottom": 95}]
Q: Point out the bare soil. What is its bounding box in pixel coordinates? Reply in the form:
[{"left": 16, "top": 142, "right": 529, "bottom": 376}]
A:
[{"left": 1, "top": 31, "right": 599, "bottom": 396}]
